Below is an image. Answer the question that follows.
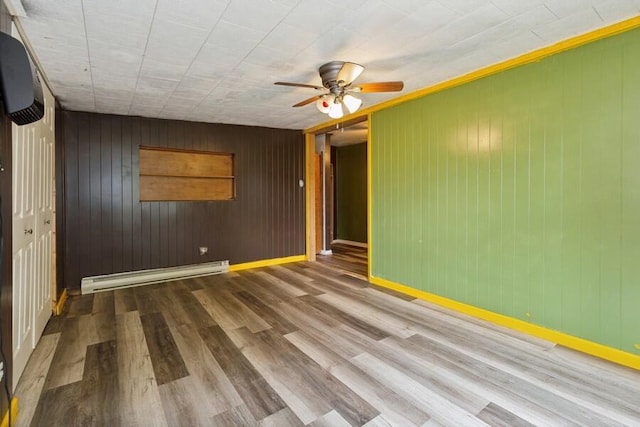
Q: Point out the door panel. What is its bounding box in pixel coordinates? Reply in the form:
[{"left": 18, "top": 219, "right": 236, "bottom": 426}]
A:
[
  {"left": 12, "top": 124, "right": 36, "bottom": 385},
  {"left": 34, "top": 97, "right": 55, "bottom": 343},
  {"left": 11, "top": 25, "right": 56, "bottom": 386}
]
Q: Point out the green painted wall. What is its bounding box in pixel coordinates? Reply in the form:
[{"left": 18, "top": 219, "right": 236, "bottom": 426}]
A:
[
  {"left": 371, "top": 28, "right": 640, "bottom": 355},
  {"left": 336, "top": 143, "right": 368, "bottom": 243}
]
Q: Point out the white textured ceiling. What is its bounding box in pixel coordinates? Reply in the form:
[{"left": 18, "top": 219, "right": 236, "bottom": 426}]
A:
[{"left": 11, "top": 0, "right": 640, "bottom": 129}]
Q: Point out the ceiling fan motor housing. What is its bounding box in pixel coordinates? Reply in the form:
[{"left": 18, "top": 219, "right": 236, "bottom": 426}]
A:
[
  {"left": 319, "top": 61, "right": 347, "bottom": 95},
  {"left": 274, "top": 60, "right": 401, "bottom": 109}
]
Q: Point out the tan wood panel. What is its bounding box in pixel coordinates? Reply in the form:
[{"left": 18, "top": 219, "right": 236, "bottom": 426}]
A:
[
  {"left": 116, "top": 311, "right": 168, "bottom": 426},
  {"left": 42, "top": 311, "right": 113, "bottom": 390},
  {"left": 308, "top": 410, "right": 352, "bottom": 427},
  {"left": 13, "top": 333, "right": 60, "bottom": 427},
  {"left": 258, "top": 407, "right": 304, "bottom": 427},
  {"left": 351, "top": 352, "right": 488, "bottom": 426},
  {"left": 139, "top": 146, "right": 233, "bottom": 178},
  {"left": 169, "top": 323, "right": 244, "bottom": 415},
  {"left": 77, "top": 341, "right": 120, "bottom": 425},
  {"left": 140, "top": 175, "right": 234, "bottom": 201},
  {"left": 193, "top": 289, "right": 271, "bottom": 333}
]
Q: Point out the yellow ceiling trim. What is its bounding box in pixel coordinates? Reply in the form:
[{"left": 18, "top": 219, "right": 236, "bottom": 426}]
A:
[{"left": 304, "top": 14, "right": 640, "bottom": 135}]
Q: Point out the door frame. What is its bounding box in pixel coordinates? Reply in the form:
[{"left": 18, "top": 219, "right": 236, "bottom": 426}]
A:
[{"left": 303, "top": 114, "right": 370, "bottom": 279}]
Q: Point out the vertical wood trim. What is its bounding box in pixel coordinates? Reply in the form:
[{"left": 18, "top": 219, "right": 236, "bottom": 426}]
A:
[
  {"left": 0, "top": 397, "right": 17, "bottom": 427},
  {"left": 54, "top": 289, "right": 68, "bottom": 316},
  {"left": 367, "top": 113, "right": 373, "bottom": 281},
  {"left": 305, "top": 133, "right": 316, "bottom": 261},
  {"left": 323, "top": 137, "right": 332, "bottom": 251},
  {"left": 314, "top": 154, "right": 322, "bottom": 253}
]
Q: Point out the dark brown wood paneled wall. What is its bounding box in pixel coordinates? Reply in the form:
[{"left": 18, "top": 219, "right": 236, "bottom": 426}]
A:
[
  {"left": 61, "top": 111, "right": 305, "bottom": 290},
  {"left": 0, "top": 0, "right": 14, "bottom": 409}
]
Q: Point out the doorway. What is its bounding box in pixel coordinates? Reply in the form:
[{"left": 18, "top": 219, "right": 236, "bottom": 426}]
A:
[{"left": 314, "top": 120, "right": 368, "bottom": 278}]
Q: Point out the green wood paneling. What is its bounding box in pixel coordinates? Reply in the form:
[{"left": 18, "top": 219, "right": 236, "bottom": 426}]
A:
[
  {"left": 371, "top": 28, "right": 640, "bottom": 355},
  {"left": 336, "top": 143, "right": 367, "bottom": 243}
]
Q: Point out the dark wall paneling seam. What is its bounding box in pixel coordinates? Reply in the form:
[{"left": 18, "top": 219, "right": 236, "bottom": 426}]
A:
[{"left": 60, "top": 111, "right": 305, "bottom": 290}]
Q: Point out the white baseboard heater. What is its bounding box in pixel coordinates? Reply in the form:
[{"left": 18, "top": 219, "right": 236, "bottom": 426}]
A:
[{"left": 81, "top": 260, "right": 229, "bottom": 294}]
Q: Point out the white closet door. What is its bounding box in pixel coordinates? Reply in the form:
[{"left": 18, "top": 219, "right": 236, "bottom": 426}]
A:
[
  {"left": 11, "top": 26, "right": 55, "bottom": 387},
  {"left": 12, "top": 123, "right": 36, "bottom": 386},
  {"left": 33, "top": 87, "right": 54, "bottom": 346}
]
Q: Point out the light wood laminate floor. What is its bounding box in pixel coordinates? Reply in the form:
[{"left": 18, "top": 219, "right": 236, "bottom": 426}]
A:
[
  {"left": 15, "top": 261, "right": 640, "bottom": 426},
  {"left": 316, "top": 243, "right": 368, "bottom": 278}
]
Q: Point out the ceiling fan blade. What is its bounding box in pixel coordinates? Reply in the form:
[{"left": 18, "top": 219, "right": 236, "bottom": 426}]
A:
[
  {"left": 293, "top": 95, "right": 322, "bottom": 107},
  {"left": 275, "top": 82, "right": 324, "bottom": 90},
  {"left": 355, "top": 81, "right": 404, "bottom": 93},
  {"left": 336, "top": 62, "right": 364, "bottom": 85}
]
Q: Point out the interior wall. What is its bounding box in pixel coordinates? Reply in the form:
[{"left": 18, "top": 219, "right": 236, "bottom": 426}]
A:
[
  {"left": 54, "top": 107, "right": 64, "bottom": 298},
  {"left": 0, "top": 0, "right": 14, "bottom": 408},
  {"left": 60, "top": 111, "right": 305, "bottom": 290},
  {"left": 371, "top": 27, "right": 640, "bottom": 356},
  {"left": 335, "top": 142, "right": 367, "bottom": 243}
]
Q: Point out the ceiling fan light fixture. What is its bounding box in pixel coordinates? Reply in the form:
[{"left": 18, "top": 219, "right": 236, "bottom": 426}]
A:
[
  {"left": 328, "top": 100, "right": 343, "bottom": 119},
  {"left": 316, "top": 95, "right": 333, "bottom": 113},
  {"left": 275, "top": 60, "right": 404, "bottom": 117},
  {"left": 342, "top": 94, "right": 362, "bottom": 114}
]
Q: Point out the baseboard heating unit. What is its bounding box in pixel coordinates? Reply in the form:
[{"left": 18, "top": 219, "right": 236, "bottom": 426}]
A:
[{"left": 81, "top": 260, "right": 229, "bottom": 294}]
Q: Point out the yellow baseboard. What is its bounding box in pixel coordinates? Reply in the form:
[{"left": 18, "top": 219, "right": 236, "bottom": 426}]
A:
[
  {"left": 229, "top": 255, "right": 306, "bottom": 272},
  {"left": 370, "top": 275, "right": 640, "bottom": 371},
  {"left": 1, "top": 398, "right": 18, "bottom": 427},
  {"left": 54, "top": 289, "right": 68, "bottom": 316}
]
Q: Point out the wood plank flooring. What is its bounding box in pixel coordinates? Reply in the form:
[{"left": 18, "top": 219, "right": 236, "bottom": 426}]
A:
[
  {"left": 15, "top": 261, "right": 640, "bottom": 426},
  {"left": 316, "top": 243, "right": 367, "bottom": 278}
]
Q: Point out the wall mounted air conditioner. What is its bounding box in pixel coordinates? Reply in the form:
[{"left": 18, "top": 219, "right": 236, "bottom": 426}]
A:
[{"left": 0, "top": 31, "right": 44, "bottom": 125}]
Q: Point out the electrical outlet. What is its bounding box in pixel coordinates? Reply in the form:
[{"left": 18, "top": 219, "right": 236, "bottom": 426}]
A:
[{"left": 199, "top": 246, "right": 208, "bottom": 256}]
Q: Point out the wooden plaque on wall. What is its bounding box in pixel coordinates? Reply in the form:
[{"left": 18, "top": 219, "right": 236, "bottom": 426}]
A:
[{"left": 139, "top": 146, "right": 235, "bottom": 201}]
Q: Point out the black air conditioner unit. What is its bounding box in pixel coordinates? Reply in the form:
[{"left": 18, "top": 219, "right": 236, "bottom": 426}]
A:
[{"left": 0, "top": 32, "right": 44, "bottom": 125}]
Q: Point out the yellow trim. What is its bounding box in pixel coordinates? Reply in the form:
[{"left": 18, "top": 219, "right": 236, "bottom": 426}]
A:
[
  {"left": 304, "top": 133, "right": 316, "bottom": 261},
  {"left": 305, "top": 113, "right": 369, "bottom": 136},
  {"left": 366, "top": 113, "right": 373, "bottom": 282},
  {"left": 0, "top": 398, "right": 18, "bottom": 427},
  {"left": 304, "top": 15, "right": 640, "bottom": 135},
  {"left": 305, "top": 115, "right": 369, "bottom": 138},
  {"left": 304, "top": 16, "right": 640, "bottom": 369},
  {"left": 229, "top": 255, "right": 306, "bottom": 272},
  {"left": 54, "top": 289, "right": 68, "bottom": 316},
  {"left": 371, "top": 275, "right": 640, "bottom": 371}
]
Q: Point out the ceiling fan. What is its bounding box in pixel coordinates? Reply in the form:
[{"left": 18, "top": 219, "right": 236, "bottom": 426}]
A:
[{"left": 274, "top": 61, "right": 404, "bottom": 119}]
